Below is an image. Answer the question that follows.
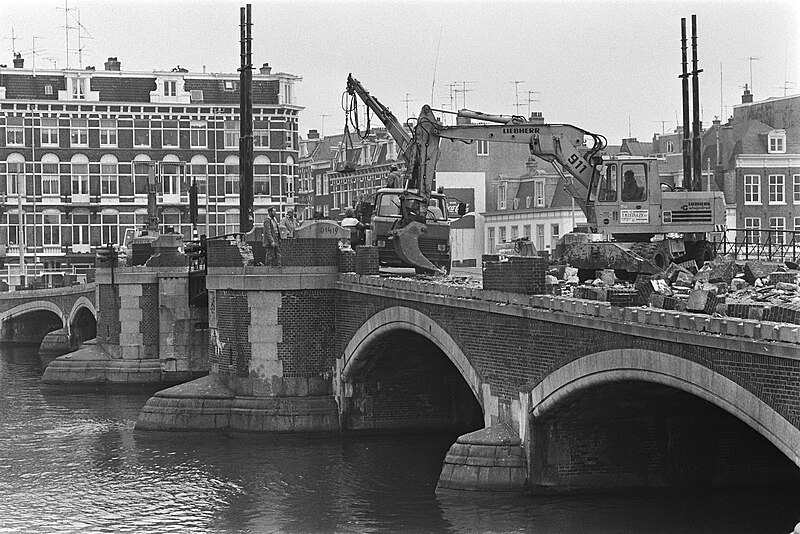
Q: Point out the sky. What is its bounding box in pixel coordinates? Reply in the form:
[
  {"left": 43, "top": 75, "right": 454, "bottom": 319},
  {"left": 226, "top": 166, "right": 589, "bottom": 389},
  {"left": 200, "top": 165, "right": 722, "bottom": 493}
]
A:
[{"left": 2, "top": 0, "right": 799, "bottom": 145}]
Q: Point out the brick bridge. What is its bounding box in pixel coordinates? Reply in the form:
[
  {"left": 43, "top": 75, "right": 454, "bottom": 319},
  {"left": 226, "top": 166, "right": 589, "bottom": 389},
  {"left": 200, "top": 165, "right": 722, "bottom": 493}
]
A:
[
  {"left": 0, "top": 284, "right": 97, "bottom": 345},
  {"left": 130, "top": 236, "right": 800, "bottom": 492}
]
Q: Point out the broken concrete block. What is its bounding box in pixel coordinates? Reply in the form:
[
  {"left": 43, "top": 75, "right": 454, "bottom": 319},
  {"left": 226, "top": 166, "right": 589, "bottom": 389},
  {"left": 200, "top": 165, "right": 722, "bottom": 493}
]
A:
[
  {"left": 599, "top": 269, "right": 616, "bottom": 286},
  {"left": 687, "top": 289, "right": 723, "bottom": 314},
  {"left": 744, "top": 261, "right": 770, "bottom": 285}
]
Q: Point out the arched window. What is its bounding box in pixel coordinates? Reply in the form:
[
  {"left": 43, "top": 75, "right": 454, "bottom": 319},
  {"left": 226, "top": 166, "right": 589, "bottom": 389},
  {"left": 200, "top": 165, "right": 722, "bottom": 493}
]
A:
[
  {"left": 190, "top": 154, "right": 208, "bottom": 195},
  {"left": 5, "top": 153, "right": 25, "bottom": 196},
  {"left": 100, "top": 154, "right": 118, "bottom": 196},
  {"left": 161, "top": 154, "right": 182, "bottom": 198},
  {"left": 225, "top": 155, "right": 239, "bottom": 196},
  {"left": 285, "top": 155, "right": 295, "bottom": 197},
  {"left": 41, "top": 154, "right": 60, "bottom": 197},
  {"left": 71, "top": 154, "right": 89, "bottom": 199},
  {"left": 254, "top": 155, "right": 270, "bottom": 197},
  {"left": 132, "top": 154, "right": 152, "bottom": 196}
]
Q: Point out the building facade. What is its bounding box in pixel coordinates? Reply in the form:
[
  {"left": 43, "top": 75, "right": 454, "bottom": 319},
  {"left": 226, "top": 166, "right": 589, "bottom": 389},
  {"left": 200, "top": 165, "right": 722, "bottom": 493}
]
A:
[{"left": 0, "top": 56, "right": 301, "bottom": 278}]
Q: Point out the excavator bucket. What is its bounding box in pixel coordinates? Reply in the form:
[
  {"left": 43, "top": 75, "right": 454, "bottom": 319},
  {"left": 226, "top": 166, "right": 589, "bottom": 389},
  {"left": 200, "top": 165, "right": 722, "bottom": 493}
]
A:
[{"left": 391, "top": 222, "right": 444, "bottom": 274}]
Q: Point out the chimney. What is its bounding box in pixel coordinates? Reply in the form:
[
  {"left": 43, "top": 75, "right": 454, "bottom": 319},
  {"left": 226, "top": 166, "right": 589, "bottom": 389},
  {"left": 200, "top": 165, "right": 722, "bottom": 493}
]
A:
[
  {"left": 260, "top": 63, "right": 272, "bottom": 75},
  {"left": 12, "top": 53, "right": 23, "bottom": 68},
  {"left": 104, "top": 57, "right": 121, "bottom": 71},
  {"left": 713, "top": 117, "right": 721, "bottom": 167},
  {"left": 307, "top": 129, "right": 320, "bottom": 140},
  {"left": 525, "top": 157, "right": 539, "bottom": 173},
  {"left": 529, "top": 111, "right": 544, "bottom": 125},
  {"left": 741, "top": 83, "right": 753, "bottom": 104}
]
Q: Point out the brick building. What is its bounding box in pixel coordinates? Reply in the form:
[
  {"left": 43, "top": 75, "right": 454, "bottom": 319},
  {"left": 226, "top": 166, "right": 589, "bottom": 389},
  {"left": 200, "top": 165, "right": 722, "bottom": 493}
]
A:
[{"left": 0, "top": 55, "right": 301, "bottom": 278}]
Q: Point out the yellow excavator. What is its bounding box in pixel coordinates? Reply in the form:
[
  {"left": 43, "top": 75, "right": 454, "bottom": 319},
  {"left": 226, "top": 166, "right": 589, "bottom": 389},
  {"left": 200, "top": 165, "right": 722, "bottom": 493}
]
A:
[{"left": 346, "top": 74, "right": 726, "bottom": 277}]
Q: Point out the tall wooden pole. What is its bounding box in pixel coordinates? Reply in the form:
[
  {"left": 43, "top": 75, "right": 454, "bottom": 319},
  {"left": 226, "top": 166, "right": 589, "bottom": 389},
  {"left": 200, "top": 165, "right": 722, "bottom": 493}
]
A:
[{"left": 239, "top": 4, "right": 254, "bottom": 233}]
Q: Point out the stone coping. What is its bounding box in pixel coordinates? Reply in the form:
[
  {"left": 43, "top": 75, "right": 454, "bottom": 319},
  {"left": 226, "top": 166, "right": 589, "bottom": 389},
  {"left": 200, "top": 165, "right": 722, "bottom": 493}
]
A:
[
  {"left": 0, "top": 282, "right": 96, "bottom": 298},
  {"left": 336, "top": 274, "right": 800, "bottom": 355}
]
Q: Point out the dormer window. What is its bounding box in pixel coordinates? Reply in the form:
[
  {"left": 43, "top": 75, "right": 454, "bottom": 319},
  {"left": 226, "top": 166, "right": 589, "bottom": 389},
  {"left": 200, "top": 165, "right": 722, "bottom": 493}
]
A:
[
  {"left": 59, "top": 73, "right": 99, "bottom": 101},
  {"left": 164, "top": 80, "right": 176, "bottom": 97},
  {"left": 769, "top": 129, "right": 786, "bottom": 153}
]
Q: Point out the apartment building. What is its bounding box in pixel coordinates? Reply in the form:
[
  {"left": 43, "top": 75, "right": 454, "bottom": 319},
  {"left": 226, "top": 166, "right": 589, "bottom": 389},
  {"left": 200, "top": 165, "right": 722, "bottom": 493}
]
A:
[{"left": 0, "top": 55, "right": 301, "bottom": 274}]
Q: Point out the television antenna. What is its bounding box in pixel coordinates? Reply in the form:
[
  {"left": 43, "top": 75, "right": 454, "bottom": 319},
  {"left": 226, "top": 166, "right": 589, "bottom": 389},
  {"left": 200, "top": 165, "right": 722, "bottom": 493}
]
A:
[
  {"left": 509, "top": 80, "right": 525, "bottom": 114},
  {"left": 58, "top": 2, "right": 94, "bottom": 68}
]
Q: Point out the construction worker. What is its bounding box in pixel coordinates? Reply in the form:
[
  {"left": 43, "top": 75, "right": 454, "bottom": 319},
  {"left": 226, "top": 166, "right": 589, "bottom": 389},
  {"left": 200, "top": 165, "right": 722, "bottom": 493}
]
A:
[
  {"left": 386, "top": 165, "right": 401, "bottom": 188},
  {"left": 263, "top": 207, "right": 282, "bottom": 266}
]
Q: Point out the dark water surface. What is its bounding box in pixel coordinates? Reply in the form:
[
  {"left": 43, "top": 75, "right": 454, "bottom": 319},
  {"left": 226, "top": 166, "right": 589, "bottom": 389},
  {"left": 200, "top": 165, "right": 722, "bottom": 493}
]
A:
[{"left": 1, "top": 345, "right": 799, "bottom": 533}]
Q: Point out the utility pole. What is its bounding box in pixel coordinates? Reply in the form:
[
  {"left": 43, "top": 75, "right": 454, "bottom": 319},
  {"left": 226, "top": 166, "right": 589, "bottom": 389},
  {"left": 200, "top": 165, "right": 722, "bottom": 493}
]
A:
[{"left": 510, "top": 80, "right": 525, "bottom": 115}]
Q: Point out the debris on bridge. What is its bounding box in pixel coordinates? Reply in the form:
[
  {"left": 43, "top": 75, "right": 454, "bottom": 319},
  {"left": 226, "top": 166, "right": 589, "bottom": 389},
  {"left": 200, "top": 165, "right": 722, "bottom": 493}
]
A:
[{"left": 566, "top": 255, "right": 800, "bottom": 325}]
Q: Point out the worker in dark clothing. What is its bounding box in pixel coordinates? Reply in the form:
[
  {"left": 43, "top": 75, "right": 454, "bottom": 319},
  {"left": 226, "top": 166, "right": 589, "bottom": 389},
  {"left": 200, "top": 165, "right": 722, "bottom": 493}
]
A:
[
  {"left": 621, "top": 170, "right": 644, "bottom": 201},
  {"left": 385, "top": 165, "right": 401, "bottom": 188}
]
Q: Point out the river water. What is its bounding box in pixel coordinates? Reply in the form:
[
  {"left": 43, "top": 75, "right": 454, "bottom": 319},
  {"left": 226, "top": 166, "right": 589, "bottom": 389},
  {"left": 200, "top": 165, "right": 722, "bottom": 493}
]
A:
[{"left": 1, "top": 345, "right": 799, "bottom": 534}]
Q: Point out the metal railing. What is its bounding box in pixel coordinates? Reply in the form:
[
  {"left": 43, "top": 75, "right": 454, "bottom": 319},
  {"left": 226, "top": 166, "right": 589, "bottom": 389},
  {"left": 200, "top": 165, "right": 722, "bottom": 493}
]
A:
[
  {"left": 185, "top": 232, "right": 247, "bottom": 306},
  {"left": 711, "top": 229, "right": 800, "bottom": 264}
]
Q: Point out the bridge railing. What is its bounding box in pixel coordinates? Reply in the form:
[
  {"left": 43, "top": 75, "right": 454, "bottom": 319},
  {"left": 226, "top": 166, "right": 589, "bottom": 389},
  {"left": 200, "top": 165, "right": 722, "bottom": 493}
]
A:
[
  {"left": 711, "top": 229, "right": 799, "bottom": 264},
  {"left": 185, "top": 232, "right": 247, "bottom": 307},
  {"left": 0, "top": 265, "right": 90, "bottom": 291}
]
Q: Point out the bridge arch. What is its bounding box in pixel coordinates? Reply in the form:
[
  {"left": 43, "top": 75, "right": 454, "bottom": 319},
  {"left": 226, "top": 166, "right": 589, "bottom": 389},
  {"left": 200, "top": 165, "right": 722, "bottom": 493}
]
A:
[
  {"left": 67, "top": 296, "right": 98, "bottom": 345},
  {"left": 339, "top": 305, "right": 491, "bottom": 425},
  {"left": 529, "top": 348, "right": 800, "bottom": 468},
  {"left": 0, "top": 300, "right": 66, "bottom": 327}
]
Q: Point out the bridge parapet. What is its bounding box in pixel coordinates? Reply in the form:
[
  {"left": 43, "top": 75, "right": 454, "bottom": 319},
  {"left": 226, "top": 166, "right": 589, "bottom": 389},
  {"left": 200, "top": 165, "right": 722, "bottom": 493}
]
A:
[{"left": 337, "top": 273, "right": 800, "bottom": 350}]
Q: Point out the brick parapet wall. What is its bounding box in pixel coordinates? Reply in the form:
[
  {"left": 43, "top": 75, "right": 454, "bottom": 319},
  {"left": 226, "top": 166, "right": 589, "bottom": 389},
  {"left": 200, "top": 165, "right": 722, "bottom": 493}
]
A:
[
  {"left": 335, "top": 284, "right": 800, "bottom": 430},
  {"left": 337, "top": 273, "right": 800, "bottom": 347}
]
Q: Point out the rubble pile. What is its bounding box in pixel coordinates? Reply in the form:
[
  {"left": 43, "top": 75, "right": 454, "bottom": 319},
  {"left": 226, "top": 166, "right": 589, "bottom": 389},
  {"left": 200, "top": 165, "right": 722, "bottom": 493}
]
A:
[{"left": 558, "top": 255, "right": 800, "bottom": 325}]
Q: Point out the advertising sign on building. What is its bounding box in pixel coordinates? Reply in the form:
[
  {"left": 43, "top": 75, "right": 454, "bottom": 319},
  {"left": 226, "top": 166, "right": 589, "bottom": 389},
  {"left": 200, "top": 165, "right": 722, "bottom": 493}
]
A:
[{"left": 444, "top": 188, "right": 474, "bottom": 219}]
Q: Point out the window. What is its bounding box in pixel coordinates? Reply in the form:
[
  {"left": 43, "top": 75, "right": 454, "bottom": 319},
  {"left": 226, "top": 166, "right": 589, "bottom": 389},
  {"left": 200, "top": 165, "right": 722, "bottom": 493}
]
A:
[
  {"left": 162, "top": 120, "right": 179, "bottom": 147},
  {"left": 770, "top": 217, "right": 786, "bottom": 245},
  {"left": 795, "top": 174, "right": 800, "bottom": 204},
  {"left": 795, "top": 217, "right": 800, "bottom": 236},
  {"left": 72, "top": 212, "right": 90, "bottom": 246},
  {"left": 190, "top": 156, "right": 208, "bottom": 195},
  {"left": 5, "top": 156, "right": 24, "bottom": 195},
  {"left": 42, "top": 212, "right": 60, "bottom": 246},
  {"left": 254, "top": 155, "right": 271, "bottom": 196},
  {"left": 534, "top": 180, "right": 545, "bottom": 207},
  {"left": 41, "top": 118, "right": 58, "bottom": 146},
  {"left": 7, "top": 213, "right": 20, "bottom": 246},
  {"left": 744, "top": 217, "right": 761, "bottom": 244},
  {"left": 71, "top": 155, "right": 90, "bottom": 198},
  {"left": 536, "top": 224, "right": 545, "bottom": 251},
  {"left": 133, "top": 157, "right": 152, "bottom": 195},
  {"left": 6, "top": 117, "right": 24, "bottom": 146},
  {"left": 100, "top": 119, "right": 117, "bottom": 147},
  {"left": 100, "top": 155, "right": 118, "bottom": 196},
  {"left": 499, "top": 226, "right": 506, "bottom": 243},
  {"left": 598, "top": 164, "right": 618, "bottom": 202},
  {"left": 41, "top": 154, "right": 60, "bottom": 196},
  {"left": 744, "top": 174, "right": 760, "bottom": 205},
  {"left": 666, "top": 140, "right": 675, "bottom": 152},
  {"left": 72, "top": 78, "right": 86, "bottom": 99},
  {"left": 70, "top": 118, "right": 88, "bottom": 147},
  {"left": 101, "top": 212, "right": 119, "bottom": 246},
  {"left": 190, "top": 121, "right": 207, "bottom": 148},
  {"left": 768, "top": 130, "right": 786, "bottom": 153},
  {"left": 513, "top": 198, "right": 520, "bottom": 209},
  {"left": 44, "top": 85, "right": 53, "bottom": 95},
  {"left": 224, "top": 155, "right": 239, "bottom": 195},
  {"left": 551, "top": 224, "right": 560, "bottom": 242},
  {"left": 511, "top": 225, "right": 518, "bottom": 240},
  {"left": 525, "top": 196, "right": 531, "bottom": 208},
  {"left": 477, "top": 139, "right": 489, "bottom": 156},
  {"left": 161, "top": 159, "right": 183, "bottom": 197},
  {"left": 224, "top": 80, "right": 236, "bottom": 91},
  {"left": 498, "top": 183, "right": 507, "bottom": 210},
  {"left": 134, "top": 119, "right": 150, "bottom": 147},
  {"left": 621, "top": 164, "right": 647, "bottom": 202},
  {"left": 768, "top": 174, "right": 785, "bottom": 204},
  {"left": 164, "top": 80, "right": 176, "bottom": 97},
  {"left": 224, "top": 120, "right": 240, "bottom": 148},
  {"left": 488, "top": 228, "right": 495, "bottom": 252},
  {"left": 523, "top": 224, "right": 531, "bottom": 239}
]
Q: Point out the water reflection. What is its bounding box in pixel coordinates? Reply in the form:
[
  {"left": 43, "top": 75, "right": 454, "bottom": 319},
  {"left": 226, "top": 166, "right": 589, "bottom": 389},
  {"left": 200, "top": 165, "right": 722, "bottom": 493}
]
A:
[{"left": 1, "top": 345, "right": 799, "bottom": 533}]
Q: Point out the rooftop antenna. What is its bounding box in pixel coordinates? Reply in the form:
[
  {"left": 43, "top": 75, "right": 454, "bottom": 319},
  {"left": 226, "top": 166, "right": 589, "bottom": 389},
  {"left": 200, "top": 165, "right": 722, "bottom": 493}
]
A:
[
  {"left": 453, "top": 81, "right": 476, "bottom": 109},
  {"left": 2, "top": 27, "right": 22, "bottom": 56},
  {"left": 430, "top": 25, "right": 442, "bottom": 103},
  {"left": 319, "top": 113, "right": 331, "bottom": 137},
  {"left": 525, "top": 90, "right": 541, "bottom": 118},
  {"left": 653, "top": 120, "right": 670, "bottom": 135},
  {"left": 401, "top": 93, "right": 415, "bottom": 120},
  {"left": 628, "top": 114, "right": 632, "bottom": 137},
  {"left": 59, "top": 2, "right": 93, "bottom": 69},
  {"left": 746, "top": 56, "right": 760, "bottom": 94},
  {"left": 509, "top": 80, "right": 525, "bottom": 114}
]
